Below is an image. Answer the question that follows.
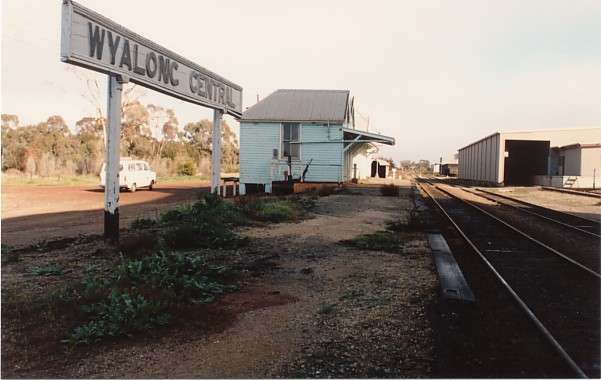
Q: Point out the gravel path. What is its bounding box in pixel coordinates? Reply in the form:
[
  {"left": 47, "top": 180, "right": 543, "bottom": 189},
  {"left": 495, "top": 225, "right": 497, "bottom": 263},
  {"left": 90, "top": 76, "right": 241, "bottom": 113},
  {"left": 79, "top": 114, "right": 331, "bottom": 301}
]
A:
[{"left": 2, "top": 180, "right": 440, "bottom": 378}]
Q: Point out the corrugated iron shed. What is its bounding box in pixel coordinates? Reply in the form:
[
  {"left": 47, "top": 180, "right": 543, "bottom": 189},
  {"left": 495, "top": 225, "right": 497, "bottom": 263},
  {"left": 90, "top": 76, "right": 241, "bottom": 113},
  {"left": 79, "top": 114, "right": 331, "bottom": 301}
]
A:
[{"left": 239, "top": 89, "right": 349, "bottom": 123}]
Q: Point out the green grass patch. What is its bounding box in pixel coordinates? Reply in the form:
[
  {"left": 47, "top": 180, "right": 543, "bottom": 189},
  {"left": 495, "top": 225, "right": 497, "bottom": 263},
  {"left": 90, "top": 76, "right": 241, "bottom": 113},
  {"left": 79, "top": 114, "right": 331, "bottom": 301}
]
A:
[
  {"left": 1, "top": 174, "right": 99, "bottom": 186},
  {"left": 339, "top": 289, "right": 366, "bottom": 301},
  {"left": 156, "top": 175, "right": 211, "bottom": 182},
  {"left": 353, "top": 231, "right": 404, "bottom": 253},
  {"left": 318, "top": 303, "right": 338, "bottom": 315},
  {"left": 241, "top": 198, "right": 300, "bottom": 222}
]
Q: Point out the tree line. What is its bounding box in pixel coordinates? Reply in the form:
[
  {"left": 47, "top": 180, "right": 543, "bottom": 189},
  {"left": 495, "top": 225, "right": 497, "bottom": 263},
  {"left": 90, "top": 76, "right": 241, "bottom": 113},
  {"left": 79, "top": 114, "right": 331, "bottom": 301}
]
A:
[{"left": 1, "top": 101, "right": 239, "bottom": 180}]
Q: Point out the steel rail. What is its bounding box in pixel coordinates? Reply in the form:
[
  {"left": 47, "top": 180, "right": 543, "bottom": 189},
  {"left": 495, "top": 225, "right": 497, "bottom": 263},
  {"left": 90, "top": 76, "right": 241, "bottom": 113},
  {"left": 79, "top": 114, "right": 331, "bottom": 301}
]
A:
[
  {"left": 433, "top": 183, "right": 601, "bottom": 279},
  {"left": 471, "top": 188, "right": 601, "bottom": 238},
  {"left": 416, "top": 180, "right": 589, "bottom": 379}
]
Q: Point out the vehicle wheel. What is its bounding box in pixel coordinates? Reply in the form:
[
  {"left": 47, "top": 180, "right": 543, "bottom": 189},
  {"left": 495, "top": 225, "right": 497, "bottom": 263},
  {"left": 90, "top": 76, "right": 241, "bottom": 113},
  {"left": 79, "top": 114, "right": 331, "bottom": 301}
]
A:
[
  {"left": 130, "top": 183, "right": 137, "bottom": 192},
  {"left": 149, "top": 180, "right": 154, "bottom": 191}
]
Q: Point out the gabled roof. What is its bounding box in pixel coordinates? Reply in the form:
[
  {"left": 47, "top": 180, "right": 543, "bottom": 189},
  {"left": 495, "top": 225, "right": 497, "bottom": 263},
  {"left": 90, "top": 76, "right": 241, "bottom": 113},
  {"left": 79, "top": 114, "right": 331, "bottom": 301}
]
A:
[{"left": 239, "top": 89, "right": 349, "bottom": 123}]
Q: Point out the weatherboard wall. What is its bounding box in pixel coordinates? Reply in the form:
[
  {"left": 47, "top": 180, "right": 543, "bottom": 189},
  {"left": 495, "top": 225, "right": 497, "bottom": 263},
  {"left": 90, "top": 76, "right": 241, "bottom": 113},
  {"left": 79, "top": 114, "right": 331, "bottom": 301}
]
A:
[
  {"left": 239, "top": 122, "right": 344, "bottom": 193},
  {"left": 239, "top": 122, "right": 279, "bottom": 191},
  {"left": 297, "top": 123, "right": 344, "bottom": 182}
]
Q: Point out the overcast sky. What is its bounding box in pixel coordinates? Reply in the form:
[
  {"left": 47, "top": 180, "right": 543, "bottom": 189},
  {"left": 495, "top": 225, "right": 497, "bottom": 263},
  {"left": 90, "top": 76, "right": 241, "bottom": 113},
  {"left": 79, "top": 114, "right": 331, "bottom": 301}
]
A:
[{"left": 2, "top": 0, "right": 600, "bottom": 163}]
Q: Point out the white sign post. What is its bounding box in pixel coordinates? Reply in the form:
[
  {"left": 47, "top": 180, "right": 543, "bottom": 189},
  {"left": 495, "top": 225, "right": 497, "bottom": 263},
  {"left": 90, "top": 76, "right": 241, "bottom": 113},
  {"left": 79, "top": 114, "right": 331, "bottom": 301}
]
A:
[
  {"left": 103, "top": 74, "right": 125, "bottom": 239},
  {"left": 212, "top": 109, "right": 223, "bottom": 195},
  {"left": 61, "top": 0, "right": 242, "bottom": 240}
]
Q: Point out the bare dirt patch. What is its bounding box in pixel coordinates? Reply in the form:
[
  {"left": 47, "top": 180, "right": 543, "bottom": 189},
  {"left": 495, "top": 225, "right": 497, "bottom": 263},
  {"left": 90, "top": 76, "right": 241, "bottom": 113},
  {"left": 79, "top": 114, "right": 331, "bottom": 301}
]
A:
[
  {"left": 491, "top": 186, "right": 600, "bottom": 221},
  {"left": 2, "top": 181, "right": 210, "bottom": 247},
  {"left": 1, "top": 180, "right": 439, "bottom": 378}
]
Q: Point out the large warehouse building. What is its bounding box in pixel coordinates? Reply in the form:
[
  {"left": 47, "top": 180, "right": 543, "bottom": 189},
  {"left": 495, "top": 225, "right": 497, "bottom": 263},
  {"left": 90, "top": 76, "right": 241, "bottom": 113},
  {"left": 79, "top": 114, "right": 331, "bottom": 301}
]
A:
[{"left": 458, "top": 127, "right": 601, "bottom": 188}]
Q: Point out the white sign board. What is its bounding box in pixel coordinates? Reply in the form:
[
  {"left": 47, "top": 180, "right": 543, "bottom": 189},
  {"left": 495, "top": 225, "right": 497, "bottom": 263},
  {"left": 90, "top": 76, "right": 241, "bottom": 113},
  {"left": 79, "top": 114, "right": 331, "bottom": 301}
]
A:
[{"left": 61, "top": 0, "right": 243, "bottom": 117}]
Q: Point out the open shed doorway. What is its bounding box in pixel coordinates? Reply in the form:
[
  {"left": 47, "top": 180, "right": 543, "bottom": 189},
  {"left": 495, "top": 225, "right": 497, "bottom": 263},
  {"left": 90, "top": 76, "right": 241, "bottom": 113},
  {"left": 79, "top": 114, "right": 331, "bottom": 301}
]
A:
[
  {"left": 371, "top": 160, "right": 389, "bottom": 178},
  {"left": 504, "top": 140, "right": 550, "bottom": 185}
]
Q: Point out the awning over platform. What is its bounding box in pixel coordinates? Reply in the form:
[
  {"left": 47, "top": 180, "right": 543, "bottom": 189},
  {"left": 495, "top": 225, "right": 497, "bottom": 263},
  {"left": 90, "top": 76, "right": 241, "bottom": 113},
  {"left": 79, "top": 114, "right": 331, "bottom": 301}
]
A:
[{"left": 343, "top": 128, "right": 395, "bottom": 150}]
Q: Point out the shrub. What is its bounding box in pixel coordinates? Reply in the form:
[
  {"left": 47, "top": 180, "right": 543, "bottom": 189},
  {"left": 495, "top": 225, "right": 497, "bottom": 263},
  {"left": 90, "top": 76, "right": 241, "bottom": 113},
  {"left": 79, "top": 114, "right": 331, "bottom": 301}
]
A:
[
  {"left": 160, "top": 205, "right": 194, "bottom": 224},
  {"left": 380, "top": 184, "right": 400, "bottom": 196},
  {"left": 162, "top": 223, "right": 248, "bottom": 250},
  {"left": 318, "top": 303, "right": 338, "bottom": 315},
  {"left": 130, "top": 217, "right": 157, "bottom": 230},
  {"left": 177, "top": 160, "right": 197, "bottom": 176},
  {"left": 118, "top": 232, "right": 163, "bottom": 258},
  {"left": 193, "top": 193, "right": 248, "bottom": 226},
  {"left": 240, "top": 198, "right": 306, "bottom": 222}
]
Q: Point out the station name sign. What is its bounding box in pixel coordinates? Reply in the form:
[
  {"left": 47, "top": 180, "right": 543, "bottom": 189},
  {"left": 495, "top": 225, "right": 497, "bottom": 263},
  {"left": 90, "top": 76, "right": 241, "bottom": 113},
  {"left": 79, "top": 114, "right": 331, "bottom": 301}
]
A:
[{"left": 61, "top": 0, "right": 242, "bottom": 117}]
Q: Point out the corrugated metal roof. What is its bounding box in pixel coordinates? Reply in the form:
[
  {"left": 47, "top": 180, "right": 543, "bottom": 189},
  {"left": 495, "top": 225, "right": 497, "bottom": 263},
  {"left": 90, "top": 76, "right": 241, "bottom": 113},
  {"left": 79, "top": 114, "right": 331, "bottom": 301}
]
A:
[
  {"left": 343, "top": 127, "right": 395, "bottom": 146},
  {"left": 239, "top": 89, "right": 349, "bottom": 122}
]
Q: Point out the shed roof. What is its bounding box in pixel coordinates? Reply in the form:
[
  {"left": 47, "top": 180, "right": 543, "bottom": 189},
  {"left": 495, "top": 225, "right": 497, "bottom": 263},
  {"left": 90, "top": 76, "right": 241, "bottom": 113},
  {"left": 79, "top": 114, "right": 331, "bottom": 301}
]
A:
[{"left": 239, "top": 89, "right": 349, "bottom": 123}]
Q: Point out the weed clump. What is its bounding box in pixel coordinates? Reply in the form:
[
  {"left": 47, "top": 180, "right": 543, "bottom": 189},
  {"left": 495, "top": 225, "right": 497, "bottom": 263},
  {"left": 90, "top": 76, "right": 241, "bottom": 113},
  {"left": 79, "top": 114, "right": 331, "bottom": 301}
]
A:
[
  {"left": 129, "top": 193, "right": 250, "bottom": 250},
  {"left": 241, "top": 198, "right": 300, "bottom": 222},
  {"left": 1, "top": 244, "right": 20, "bottom": 265},
  {"left": 130, "top": 217, "right": 157, "bottom": 230},
  {"left": 354, "top": 231, "right": 404, "bottom": 252},
  {"left": 66, "top": 250, "right": 236, "bottom": 344},
  {"left": 237, "top": 196, "right": 312, "bottom": 223},
  {"left": 65, "top": 192, "right": 315, "bottom": 344},
  {"left": 25, "top": 263, "right": 72, "bottom": 276},
  {"left": 380, "top": 184, "right": 400, "bottom": 197},
  {"left": 386, "top": 208, "right": 422, "bottom": 232}
]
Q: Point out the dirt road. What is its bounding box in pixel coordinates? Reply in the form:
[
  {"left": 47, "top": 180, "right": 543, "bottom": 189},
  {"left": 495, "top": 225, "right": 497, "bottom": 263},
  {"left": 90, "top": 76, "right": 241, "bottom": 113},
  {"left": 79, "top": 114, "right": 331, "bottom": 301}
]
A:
[{"left": 1, "top": 181, "right": 210, "bottom": 248}]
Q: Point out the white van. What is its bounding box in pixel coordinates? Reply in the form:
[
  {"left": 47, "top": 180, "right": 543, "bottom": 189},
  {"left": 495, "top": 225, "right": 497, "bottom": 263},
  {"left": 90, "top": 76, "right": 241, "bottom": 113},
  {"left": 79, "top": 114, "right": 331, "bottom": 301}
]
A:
[{"left": 100, "top": 158, "right": 157, "bottom": 192}]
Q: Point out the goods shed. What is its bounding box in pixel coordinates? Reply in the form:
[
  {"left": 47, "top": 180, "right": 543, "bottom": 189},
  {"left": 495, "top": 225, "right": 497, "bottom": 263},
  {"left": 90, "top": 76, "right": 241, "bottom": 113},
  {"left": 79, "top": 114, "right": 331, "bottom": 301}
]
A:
[
  {"left": 237, "top": 89, "right": 395, "bottom": 194},
  {"left": 434, "top": 154, "right": 459, "bottom": 177},
  {"left": 458, "top": 127, "right": 601, "bottom": 187}
]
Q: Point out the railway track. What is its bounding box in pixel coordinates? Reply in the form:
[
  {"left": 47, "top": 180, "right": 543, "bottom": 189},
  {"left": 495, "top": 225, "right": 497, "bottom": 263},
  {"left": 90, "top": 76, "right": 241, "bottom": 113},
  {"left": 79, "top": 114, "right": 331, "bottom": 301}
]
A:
[
  {"left": 472, "top": 187, "right": 600, "bottom": 238},
  {"left": 417, "top": 179, "right": 600, "bottom": 378}
]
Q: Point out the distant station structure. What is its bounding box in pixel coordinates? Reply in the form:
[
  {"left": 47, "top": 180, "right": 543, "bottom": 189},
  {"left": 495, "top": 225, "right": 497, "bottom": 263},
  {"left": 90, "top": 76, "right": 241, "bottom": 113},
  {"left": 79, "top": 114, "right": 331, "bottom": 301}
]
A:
[
  {"left": 434, "top": 154, "right": 459, "bottom": 177},
  {"left": 237, "top": 89, "right": 395, "bottom": 194},
  {"left": 457, "top": 127, "right": 601, "bottom": 188}
]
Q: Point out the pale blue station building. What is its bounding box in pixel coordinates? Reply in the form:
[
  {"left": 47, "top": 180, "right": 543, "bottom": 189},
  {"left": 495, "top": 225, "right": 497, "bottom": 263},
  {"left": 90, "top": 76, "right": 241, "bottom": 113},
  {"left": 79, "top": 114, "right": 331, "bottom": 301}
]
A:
[{"left": 237, "top": 89, "right": 395, "bottom": 194}]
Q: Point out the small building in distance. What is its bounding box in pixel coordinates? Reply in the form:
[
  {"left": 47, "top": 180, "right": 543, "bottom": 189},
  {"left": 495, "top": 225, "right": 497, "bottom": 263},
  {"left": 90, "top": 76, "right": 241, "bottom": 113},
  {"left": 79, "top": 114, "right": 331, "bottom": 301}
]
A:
[
  {"left": 371, "top": 159, "right": 391, "bottom": 178},
  {"left": 457, "top": 127, "right": 601, "bottom": 188},
  {"left": 434, "top": 154, "right": 459, "bottom": 177},
  {"left": 237, "top": 89, "right": 395, "bottom": 194}
]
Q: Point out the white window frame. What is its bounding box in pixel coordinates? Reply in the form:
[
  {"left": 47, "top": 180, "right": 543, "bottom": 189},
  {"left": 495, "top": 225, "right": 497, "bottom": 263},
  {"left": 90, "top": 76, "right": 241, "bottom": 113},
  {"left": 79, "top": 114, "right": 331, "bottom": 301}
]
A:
[{"left": 281, "top": 122, "right": 301, "bottom": 160}]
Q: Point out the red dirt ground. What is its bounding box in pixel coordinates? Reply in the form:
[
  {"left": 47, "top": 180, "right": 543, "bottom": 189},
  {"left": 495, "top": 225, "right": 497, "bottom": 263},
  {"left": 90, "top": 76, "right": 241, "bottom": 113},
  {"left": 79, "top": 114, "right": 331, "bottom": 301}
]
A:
[{"left": 1, "top": 181, "right": 211, "bottom": 248}]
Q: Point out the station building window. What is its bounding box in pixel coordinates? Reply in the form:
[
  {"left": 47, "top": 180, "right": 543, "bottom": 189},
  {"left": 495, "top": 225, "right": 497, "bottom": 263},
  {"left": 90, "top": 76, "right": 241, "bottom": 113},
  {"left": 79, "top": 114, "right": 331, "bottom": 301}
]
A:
[{"left": 281, "top": 122, "right": 300, "bottom": 160}]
